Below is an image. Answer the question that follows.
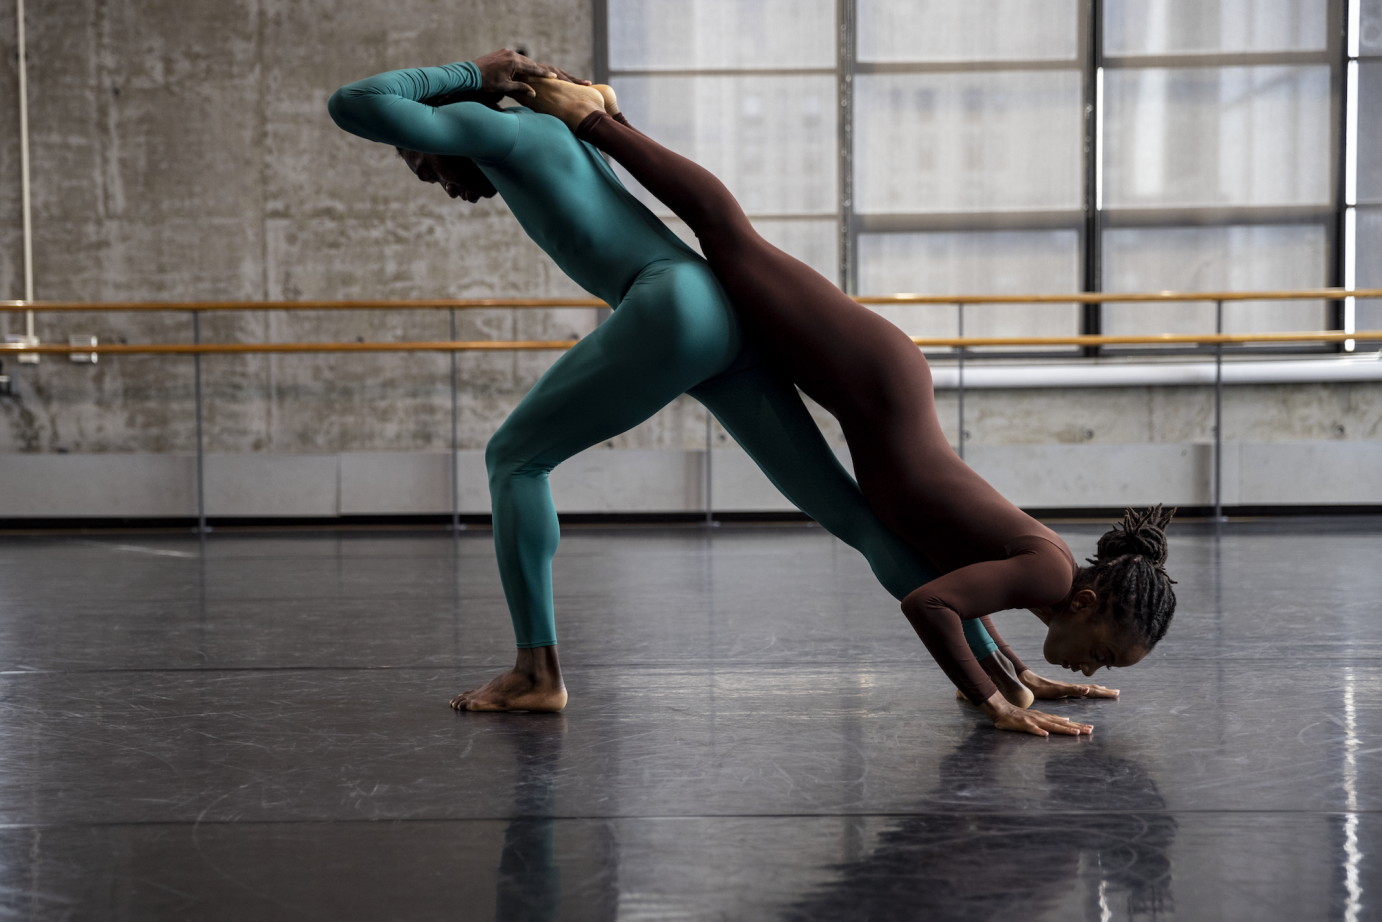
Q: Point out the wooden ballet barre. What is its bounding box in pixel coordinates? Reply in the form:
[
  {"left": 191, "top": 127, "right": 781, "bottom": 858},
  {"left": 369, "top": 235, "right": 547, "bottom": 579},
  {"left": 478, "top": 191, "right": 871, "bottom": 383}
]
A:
[
  {"left": 860, "top": 288, "right": 1382, "bottom": 305},
  {"left": 1, "top": 330, "right": 1379, "bottom": 356},
  {"left": 0, "top": 297, "right": 608, "bottom": 312},
  {"left": 3, "top": 288, "right": 1381, "bottom": 313},
  {"left": 0, "top": 340, "right": 581, "bottom": 354},
  {"left": 911, "top": 330, "right": 1382, "bottom": 348}
]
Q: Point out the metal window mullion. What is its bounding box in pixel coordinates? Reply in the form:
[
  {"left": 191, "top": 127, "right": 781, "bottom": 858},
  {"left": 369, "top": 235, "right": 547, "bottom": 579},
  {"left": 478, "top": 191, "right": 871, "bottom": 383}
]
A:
[
  {"left": 1081, "top": 0, "right": 1104, "bottom": 357},
  {"left": 1332, "top": 0, "right": 1352, "bottom": 345},
  {"left": 593, "top": 0, "right": 610, "bottom": 84},
  {"left": 838, "top": 0, "right": 857, "bottom": 294}
]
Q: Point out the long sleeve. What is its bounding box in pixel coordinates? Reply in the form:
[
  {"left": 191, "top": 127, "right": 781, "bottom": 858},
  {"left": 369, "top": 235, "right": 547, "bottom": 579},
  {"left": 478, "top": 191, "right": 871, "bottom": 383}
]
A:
[
  {"left": 327, "top": 62, "right": 518, "bottom": 162},
  {"left": 901, "top": 538, "right": 1073, "bottom": 703}
]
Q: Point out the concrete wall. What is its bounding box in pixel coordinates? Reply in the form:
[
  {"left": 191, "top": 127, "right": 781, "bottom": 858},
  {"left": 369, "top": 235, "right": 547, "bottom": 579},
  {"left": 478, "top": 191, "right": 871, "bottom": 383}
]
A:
[
  {"left": 2, "top": 1, "right": 1380, "bottom": 516},
  {"left": 0, "top": 0, "right": 652, "bottom": 456}
]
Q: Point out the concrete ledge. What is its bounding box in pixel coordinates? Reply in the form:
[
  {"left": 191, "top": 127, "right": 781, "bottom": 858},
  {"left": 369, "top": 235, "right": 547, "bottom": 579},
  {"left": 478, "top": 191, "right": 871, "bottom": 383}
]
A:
[{"left": 1, "top": 442, "right": 1378, "bottom": 518}]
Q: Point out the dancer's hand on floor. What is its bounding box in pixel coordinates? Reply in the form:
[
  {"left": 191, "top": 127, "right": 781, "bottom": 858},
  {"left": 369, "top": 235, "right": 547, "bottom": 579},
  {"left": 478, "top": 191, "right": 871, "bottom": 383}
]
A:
[
  {"left": 1020, "top": 670, "right": 1119, "bottom": 701},
  {"left": 980, "top": 692, "right": 1093, "bottom": 737},
  {"left": 474, "top": 48, "right": 590, "bottom": 101}
]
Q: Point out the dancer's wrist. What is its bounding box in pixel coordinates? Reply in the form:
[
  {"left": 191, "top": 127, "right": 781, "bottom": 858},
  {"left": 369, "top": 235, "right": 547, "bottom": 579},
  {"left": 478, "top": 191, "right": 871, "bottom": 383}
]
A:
[{"left": 977, "top": 690, "right": 1013, "bottom": 722}]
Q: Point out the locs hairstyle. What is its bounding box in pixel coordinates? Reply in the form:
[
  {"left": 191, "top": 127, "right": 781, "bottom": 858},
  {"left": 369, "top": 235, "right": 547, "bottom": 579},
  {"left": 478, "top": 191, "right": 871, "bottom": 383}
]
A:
[{"left": 1080, "top": 505, "right": 1178, "bottom": 649}]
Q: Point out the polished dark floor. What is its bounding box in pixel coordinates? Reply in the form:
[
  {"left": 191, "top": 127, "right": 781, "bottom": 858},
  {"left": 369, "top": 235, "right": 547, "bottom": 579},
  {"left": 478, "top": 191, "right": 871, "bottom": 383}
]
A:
[{"left": 0, "top": 520, "right": 1378, "bottom": 920}]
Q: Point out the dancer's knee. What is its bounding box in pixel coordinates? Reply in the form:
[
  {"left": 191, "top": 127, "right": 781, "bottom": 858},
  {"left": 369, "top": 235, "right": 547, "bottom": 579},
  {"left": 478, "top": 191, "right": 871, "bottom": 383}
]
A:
[{"left": 486, "top": 424, "right": 540, "bottom": 485}]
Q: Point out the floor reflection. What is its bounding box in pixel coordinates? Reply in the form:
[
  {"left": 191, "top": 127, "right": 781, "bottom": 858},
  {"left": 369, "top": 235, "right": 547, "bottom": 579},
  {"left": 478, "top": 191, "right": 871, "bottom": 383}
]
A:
[
  {"left": 485, "top": 715, "right": 567, "bottom": 922},
  {"left": 783, "top": 731, "right": 1176, "bottom": 921},
  {"left": 485, "top": 713, "right": 622, "bottom": 922}
]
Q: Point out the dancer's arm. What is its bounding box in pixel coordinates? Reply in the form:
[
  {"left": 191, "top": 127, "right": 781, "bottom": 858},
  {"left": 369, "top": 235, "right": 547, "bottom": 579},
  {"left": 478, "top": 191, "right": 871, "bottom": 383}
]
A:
[
  {"left": 328, "top": 61, "right": 517, "bottom": 160},
  {"left": 902, "top": 544, "right": 1091, "bottom": 736}
]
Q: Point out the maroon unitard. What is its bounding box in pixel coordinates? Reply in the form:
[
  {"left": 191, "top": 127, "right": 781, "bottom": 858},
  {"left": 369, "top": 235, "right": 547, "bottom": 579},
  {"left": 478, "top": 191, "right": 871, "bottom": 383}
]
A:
[{"left": 580, "top": 112, "right": 1077, "bottom": 703}]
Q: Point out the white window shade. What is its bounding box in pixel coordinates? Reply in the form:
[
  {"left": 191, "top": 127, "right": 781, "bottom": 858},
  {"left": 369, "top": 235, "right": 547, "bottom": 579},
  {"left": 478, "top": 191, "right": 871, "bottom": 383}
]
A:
[
  {"left": 1360, "top": 60, "right": 1382, "bottom": 206},
  {"left": 609, "top": 76, "right": 838, "bottom": 217},
  {"left": 858, "top": 0, "right": 1077, "bottom": 63},
  {"left": 1103, "top": 226, "right": 1327, "bottom": 338},
  {"left": 1103, "top": 66, "right": 1331, "bottom": 209},
  {"left": 609, "top": 0, "right": 835, "bottom": 70},
  {"left": 1357, "top": 0, "right": 1382, "bottom": 56},
  {"left": 1357, "top": 207, "right": 1382, "bottom": 334},
  {"left": 855, "top": 72, "right": 1083, "bottom": 214},
  {"left": 859, "top": 231, "right": 1080, "bottom": 350},
  {"left": 1104, "top": 0, "right": 1327, "bottom": 56}
]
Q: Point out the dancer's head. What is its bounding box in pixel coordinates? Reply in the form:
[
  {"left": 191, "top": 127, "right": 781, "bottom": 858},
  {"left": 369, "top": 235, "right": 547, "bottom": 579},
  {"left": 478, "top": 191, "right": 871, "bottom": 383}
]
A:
[
  {"left": 396, "top": 88, "right": 504, "bottom": 203},
  {"left": 1041, "top": 505, "right": 1177, "bottom": 676}
]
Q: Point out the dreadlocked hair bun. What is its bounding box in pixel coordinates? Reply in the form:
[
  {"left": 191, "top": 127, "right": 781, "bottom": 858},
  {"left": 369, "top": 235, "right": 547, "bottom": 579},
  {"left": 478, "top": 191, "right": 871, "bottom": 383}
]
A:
[
  {"left": 1092, "top": 505, "right": 1174, "bottom": 568},
  {"left": 1082, "top": 505, "right": 1178, "bottom": 649}
]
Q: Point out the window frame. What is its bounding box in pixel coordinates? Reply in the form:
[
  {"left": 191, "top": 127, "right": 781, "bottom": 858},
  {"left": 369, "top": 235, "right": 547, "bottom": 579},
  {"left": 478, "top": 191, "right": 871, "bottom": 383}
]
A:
[{"left": 595, "top": 0, "right": 1359, "bottom": 357}]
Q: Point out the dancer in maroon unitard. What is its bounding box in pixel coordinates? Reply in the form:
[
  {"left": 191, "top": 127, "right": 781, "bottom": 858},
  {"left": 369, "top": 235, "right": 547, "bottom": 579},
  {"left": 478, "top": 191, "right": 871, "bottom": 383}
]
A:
[{"left": 525, "top": 80, "right": 1177, "bottom": 736}]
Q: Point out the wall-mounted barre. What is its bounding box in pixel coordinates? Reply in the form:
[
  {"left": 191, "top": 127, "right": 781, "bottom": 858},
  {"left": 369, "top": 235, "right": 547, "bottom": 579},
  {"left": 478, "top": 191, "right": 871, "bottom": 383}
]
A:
[
  {"left": 0, "top": 331, "right": 1378, "bottom": 355},
  {"left": 3, "top": 287, "right": 1382, "bottom": 313}
]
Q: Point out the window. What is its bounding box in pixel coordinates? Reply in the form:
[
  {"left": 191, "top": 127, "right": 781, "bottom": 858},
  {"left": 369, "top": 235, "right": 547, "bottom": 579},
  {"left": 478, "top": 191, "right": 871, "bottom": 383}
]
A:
[
  {"left": 605, "top": 0, "right": 840, "bottom": 280},
  {"left": 599, "top": 0, "right": 1367, "bottom": 354},
  {"left": 1352, "top": 0, "right": 1382, "bottom": 338}
]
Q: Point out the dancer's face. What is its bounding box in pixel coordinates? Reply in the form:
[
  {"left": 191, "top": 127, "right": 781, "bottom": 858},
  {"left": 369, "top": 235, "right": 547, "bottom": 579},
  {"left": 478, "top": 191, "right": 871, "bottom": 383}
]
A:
[
  {"left": 1041, "top": 591, "right": 1149, "bottom": 676},
  {"left": 399, "top": 150, "right": 494, "bottom": 203}
]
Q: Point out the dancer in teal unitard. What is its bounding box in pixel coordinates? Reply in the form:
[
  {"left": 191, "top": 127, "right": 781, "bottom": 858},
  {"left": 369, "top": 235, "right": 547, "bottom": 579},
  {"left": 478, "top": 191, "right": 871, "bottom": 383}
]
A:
[{"left": 329, "top": 50, "right": 1031, "bottom": 711}]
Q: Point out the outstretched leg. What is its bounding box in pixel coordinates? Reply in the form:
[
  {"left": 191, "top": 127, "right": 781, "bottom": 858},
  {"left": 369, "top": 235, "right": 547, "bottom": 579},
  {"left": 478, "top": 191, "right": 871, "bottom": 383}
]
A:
[
  {"left": 689, "top": 357, "right": 937, "bottom": 600},
  {"left": 690, "top": 355, "right": 1029, "bottom": 682},
  {"left": 573, "top": 110, "right": 927, "bottom": 427},
  {"left": 454, "top": 260, "right": 740, "bottom": 711}
]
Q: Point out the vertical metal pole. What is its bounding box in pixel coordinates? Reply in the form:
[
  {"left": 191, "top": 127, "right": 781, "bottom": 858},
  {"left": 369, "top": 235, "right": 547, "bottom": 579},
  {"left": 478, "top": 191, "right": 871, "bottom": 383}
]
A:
[
  {"left": 450, "top": 308, "right": 461, "bottom": 533},
  {"left": 16, "top": 0, "right": 37, "bottom": 354},
  {"left": 704, "top": 410, "right": 714, "bottom": 527},
  {"left": 957, "top": 303, "right": 965, "bottom": 460},
  {"left": 1080, "top": 0, "right": 1104, "bottom": 358},
  {"left": 837, "top": 0, "right": 857, "bottom": 294},
  {"left": 193, "top": 310, "right": 207, "bottom": 536},
  {"left": 1329, "top": 0, "right": 1352, "bottom": 340},
  {"left": 592, "top": 0, "right": 610, "bottom": 83},
  {"left": 1214, "top": 299, "right": 1224, "bottom": 523}
]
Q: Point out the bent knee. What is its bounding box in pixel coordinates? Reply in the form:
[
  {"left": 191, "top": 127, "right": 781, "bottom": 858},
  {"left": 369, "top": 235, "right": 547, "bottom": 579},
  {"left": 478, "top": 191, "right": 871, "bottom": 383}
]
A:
[{"left": 486, "top": 427, "right": 542, "bottom": 483}]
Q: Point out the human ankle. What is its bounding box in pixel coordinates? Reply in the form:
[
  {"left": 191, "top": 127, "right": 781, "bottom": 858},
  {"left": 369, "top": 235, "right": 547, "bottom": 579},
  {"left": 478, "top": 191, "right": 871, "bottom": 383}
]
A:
[{"left": 518, "top": 645, "right": 563, "bottom": 685}]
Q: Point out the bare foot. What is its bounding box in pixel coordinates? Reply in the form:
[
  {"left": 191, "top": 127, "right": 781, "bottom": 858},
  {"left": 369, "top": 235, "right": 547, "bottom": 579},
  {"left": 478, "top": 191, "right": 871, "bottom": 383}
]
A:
[
  {"left": 593, "top": 83, "right": 619, "bottom": 116},
  {"left": 955, "top": 651, "right": 1035, "bottom": 709},
  {"left": 522, "top": 77, "right": 605, "bottom": 130},
  {"left": 451, "top": 646, "right": 568, "bottom": 712}
]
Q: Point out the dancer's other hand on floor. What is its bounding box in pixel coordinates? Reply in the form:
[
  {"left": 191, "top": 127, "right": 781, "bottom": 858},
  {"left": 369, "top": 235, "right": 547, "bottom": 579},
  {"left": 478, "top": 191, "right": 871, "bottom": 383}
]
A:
[
  {"left": 523, "top": 76, "right": 607, "bottom": 130},
  {"left": 473, "top": 48, "right": 589, "bottom": 101},
  {"left": 1020, "top": 671, "right": 1119, "bottom": 700},
  {"left": 980, "top": 691, "right": 1093, "bottom": 737}
]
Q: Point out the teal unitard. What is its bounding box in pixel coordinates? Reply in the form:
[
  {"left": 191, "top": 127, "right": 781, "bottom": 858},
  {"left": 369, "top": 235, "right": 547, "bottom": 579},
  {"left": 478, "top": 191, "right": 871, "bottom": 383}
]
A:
[{"left": 328, "top": 62, "right": 1001, "bottom": 660}]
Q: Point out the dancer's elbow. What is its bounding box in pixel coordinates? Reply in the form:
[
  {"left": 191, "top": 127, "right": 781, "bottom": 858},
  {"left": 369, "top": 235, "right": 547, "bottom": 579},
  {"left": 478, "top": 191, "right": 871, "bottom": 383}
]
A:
[
  {"left": 900, "top": 588, "right": 953, "bottom": 636},
  {"left": 326, "top": 88, "right": 358, "bottom": 131}
]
